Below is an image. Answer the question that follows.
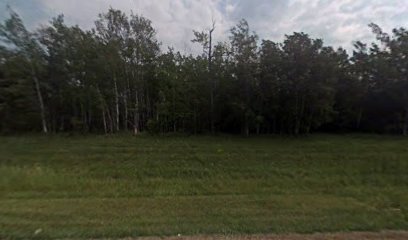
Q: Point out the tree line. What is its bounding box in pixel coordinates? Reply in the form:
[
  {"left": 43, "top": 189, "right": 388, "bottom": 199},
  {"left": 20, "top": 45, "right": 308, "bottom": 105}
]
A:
[{"left": 1, "top": 8, "right": 408, "bottom": 135}]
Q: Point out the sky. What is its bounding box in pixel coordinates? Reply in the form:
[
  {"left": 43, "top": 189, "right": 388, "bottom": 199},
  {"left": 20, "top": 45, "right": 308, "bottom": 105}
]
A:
[{"left": 1, "top": 0, "right": 407, "bottom": 54}]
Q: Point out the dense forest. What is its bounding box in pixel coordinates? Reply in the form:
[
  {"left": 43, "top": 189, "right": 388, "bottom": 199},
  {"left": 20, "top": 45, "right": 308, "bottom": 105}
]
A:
[{"left": 1, "top": 8, "right": 408, "bottom": 135}]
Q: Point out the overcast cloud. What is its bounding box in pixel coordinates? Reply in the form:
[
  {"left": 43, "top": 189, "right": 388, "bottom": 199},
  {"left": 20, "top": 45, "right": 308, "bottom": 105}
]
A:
[{"left": 1, "top": 0, "right": 407, "bottom": 53}]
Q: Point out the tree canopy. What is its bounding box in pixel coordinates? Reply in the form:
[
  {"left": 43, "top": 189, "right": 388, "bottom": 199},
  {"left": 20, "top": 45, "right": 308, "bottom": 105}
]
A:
[{"left": 1, "top": 8, "right": 408, "bottom": 135}]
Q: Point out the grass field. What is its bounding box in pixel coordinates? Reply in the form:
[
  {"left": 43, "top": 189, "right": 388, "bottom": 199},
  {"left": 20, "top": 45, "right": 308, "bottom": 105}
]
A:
[{"left": 0, "top": 134, "right": 408, "bottom": 239}]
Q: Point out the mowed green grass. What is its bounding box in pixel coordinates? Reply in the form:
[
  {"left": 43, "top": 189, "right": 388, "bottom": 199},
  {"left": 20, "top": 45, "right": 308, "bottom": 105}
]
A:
[{"left": 0, "top": 134, "right": 408, "bottom": 239}]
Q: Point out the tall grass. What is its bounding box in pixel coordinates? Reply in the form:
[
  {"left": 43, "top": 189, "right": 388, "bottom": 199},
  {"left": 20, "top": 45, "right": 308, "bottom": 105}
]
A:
[{"left": 0, "top": 134, "right": 407, "bottom": 238}]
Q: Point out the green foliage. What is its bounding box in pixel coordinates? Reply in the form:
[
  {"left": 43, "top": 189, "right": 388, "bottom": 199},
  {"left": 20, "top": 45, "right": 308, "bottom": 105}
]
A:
[{"left": 1, "top": 8, "right": 408, "bottom": 135}]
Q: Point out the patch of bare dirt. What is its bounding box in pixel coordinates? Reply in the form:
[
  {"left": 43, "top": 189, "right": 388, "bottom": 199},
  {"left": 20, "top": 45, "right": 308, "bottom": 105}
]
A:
[{"left": 129, "top": 231, "right": 408, "bottom": 240}]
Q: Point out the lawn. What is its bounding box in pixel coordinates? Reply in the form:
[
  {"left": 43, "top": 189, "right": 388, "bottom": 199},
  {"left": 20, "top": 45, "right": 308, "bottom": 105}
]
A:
[{"left": 0, "top": 134, "right": 407, "bottom": 239}]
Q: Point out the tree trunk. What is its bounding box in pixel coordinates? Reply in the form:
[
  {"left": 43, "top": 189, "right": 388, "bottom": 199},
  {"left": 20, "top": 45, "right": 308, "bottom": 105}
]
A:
[
  {"left": 294, "top": 92, "right": 299, "bottom": 135},
  {"left": 209, "top": 24, "right": 215, "bottom": 134},
  {"left": 146, "top": 88, "right": 152, "bottom": 122},
  {"left": 123, "top": 91, "right": 128, "bottom": 130},
  {"left": 97, "top": 86, "right": 108, "bottom": 134},
  {"left": 172, "top": 87, "right": 176, "bottom": 133},
  {"left": 245, "top": 120, "right": 249, "bottom": 137},
  {"left": 403, "top": 108, "right": 408, "bottom": 136},
  {"left": 134, "top": 90, "right": 140, "bottom": 135},
  {"left": 88, "top": 105, "right": 92, "bottom": 132},
  {"left": 80, "top": 102, "right": 86, "bottom": 132},
  {"left": 243, "top": 112, "right": 249, "bottom": 136},
  {"left": 113, "top": 74, "right": 120, "bottom": 132},
  {"left": 102, "top": 108, "right": 107, "bottom": 134},
  {"left": 107, "top": 109, "right": 113, "bottom": 133},
  {"left": 356, "top": 107, "right": 363, "bottom": 130},
  {"left": 124, "top": 65, "right": 132, "bottom": 132},
  {"left": 30, "top": 65, "right": 48, "bottom": 134}
]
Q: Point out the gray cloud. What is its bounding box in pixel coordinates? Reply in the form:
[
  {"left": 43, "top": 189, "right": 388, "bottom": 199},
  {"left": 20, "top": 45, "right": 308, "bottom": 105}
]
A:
[
  {"left": 1, "top": 0, "right": 407, "bottom": 53},
  {"left": 0, "top": 0, "right": 50, "bottom": 27}
]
